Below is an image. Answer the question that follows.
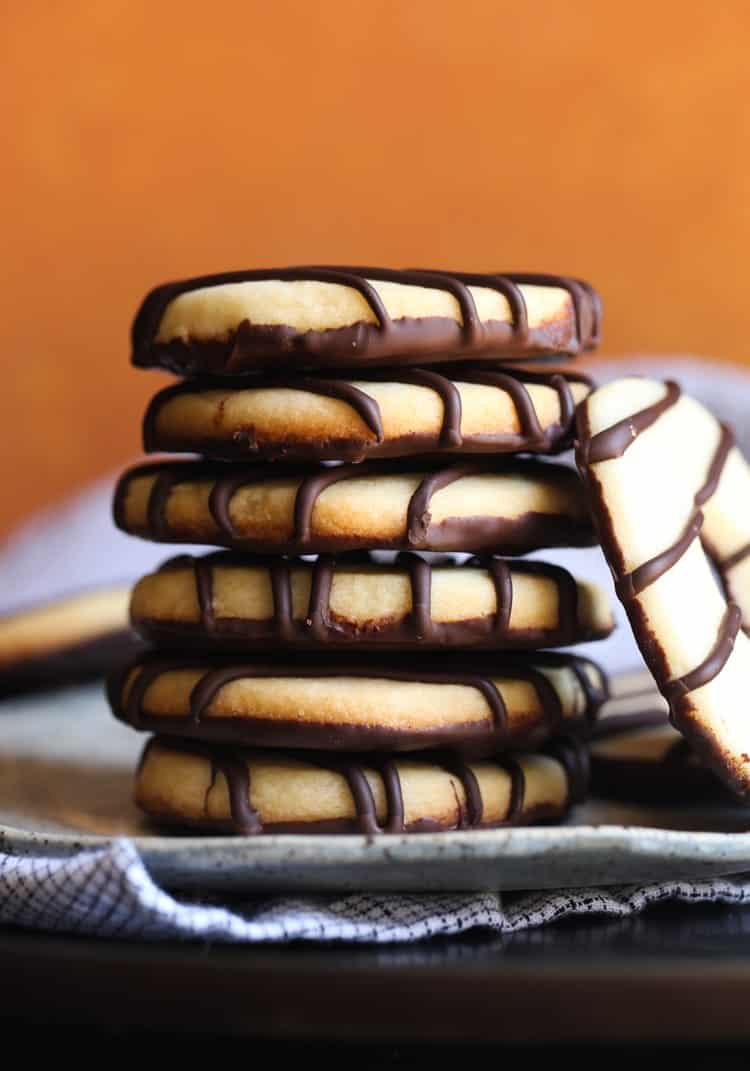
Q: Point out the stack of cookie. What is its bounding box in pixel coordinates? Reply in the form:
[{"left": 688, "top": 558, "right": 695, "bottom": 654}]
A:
[{"left": 108, "top": 267, "right": 613, "bottom": 835}]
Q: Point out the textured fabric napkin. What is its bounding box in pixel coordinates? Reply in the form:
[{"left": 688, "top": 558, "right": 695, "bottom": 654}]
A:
[{"left": 3, "top": 839, "right": 750, "bottom": 943}]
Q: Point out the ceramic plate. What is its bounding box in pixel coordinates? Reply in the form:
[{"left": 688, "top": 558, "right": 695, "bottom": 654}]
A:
[{"left": 2, "top": 675, "right": 750, "bottom": 892}]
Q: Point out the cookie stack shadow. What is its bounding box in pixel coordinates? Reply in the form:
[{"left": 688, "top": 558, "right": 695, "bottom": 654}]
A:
[{"left": 108, "top": 267, "right": 613, "bottom": 835}]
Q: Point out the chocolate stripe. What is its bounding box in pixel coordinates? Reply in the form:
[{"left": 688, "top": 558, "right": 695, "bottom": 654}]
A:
[
  {"left": 498, "top": 757, "right": 526, "bottom": 822},
  {"left": 695, "top": 423, "right": 734, "bottom": 507},
  {"left": 441, "top": 756, "right": 484, "bottom": 828},
  {"left": 615, "top": 512, "right": 704, "bottom": 601},
  {"left": 582, "top": 381, "right": 681, "bottom": 464},
  {"left": 405, "top": 464, "right": 477, "bottom": 546},
  {"left": 390, "top": 369, "right": 462, "bottom": 447},
  {"left": 506, "top": 272, "right": 601, "bottom": 349},
  {"left": 720, "top": 542, "right": 750, "bottom": 572},
  {"left": 663, "top": 604, "right": 742, "bottom": 704},
  {"left": 270, "top": 562, "right": 296, "bottom": 643}
]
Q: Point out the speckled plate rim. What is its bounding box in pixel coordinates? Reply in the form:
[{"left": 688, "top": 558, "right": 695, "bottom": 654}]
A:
[{"left": 5, "top": 822, "right": 750, "bottom": 893}]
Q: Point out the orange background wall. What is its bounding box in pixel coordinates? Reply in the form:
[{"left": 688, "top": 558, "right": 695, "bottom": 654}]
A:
[{"left": 3, "top": 2, "right": 750, "bottom": 537}]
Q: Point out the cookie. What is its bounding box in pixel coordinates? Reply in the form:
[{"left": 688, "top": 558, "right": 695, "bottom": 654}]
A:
[
  {"left": 0, "top": 586, "right": 140, "bottom": 697},
  {"left": 142, "top": 367, "right": 593, "bottom": 463},
  {"left": 134, "top": 737, "right": 588, "bottom": 834},
  {"left": 131, "top": 267, "right": 601, "bottom": 374},
  {"left": 113, "top": 458, "right": 595, "bottom": 556},
  {"left": 590, "top": 712, "right": 724, "bottom": 802},
  {"left": 130, "top": 552, "right": 615, "bottom": 652},
  {"left": 108, "top": 651, "right": 607, "bottom": 754},
  {"left": 576, "top": 377, "right": 750, "bottom": 797}
]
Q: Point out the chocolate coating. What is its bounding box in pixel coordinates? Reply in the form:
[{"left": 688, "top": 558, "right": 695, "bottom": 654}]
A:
[
  {"left": 132, "top": 551, "right": 612, "bottom": 652},
  {"left": 113, "top": 457, "right": 595, "bottom": 556},
  {"left": 0, "top": 629, "right": 144, "bottom": 700},
  {"left": 142, "top": 366, "right": 593, "bottom": 463},
  {"left": 590, "top": 711, "right": 727, "bottom": 803},
  {"left": 131, "top": 267, "right": 601, "bottom": 374},
  {"left": 109, "top": 650, "right": 606, "bottom": 755},
  {"left": 137, "top": 734, "right": 589, "bottom": 835}
]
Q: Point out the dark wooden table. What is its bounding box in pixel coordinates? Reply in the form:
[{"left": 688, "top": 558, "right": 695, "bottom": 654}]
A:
[{"left": 4, "top": 899, "right": 750, "bottom": 1046}]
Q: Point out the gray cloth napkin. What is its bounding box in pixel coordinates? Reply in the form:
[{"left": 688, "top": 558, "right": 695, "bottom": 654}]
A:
[{"left": 3, "top": 839, "right": 750, "bottom": 943}]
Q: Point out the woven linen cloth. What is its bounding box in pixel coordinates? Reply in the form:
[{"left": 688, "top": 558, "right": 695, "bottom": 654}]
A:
[{"left": 3, "top": 839, "right": 750, "bottom": 943}]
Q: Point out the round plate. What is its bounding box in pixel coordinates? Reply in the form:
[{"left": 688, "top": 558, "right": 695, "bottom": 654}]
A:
[{"left": 3, "top": 680, "right": 750, "bottom": 893}]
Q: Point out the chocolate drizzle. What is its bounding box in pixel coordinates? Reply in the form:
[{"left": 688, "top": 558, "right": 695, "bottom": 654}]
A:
[
  {"left": 142, "top": 367, "right": 592, "bottom": 462},
  {"left": 114, "top": 458, "right": 594, "bottom": 556},
  {"left": 614, "top": 512, "right": 704, "bottom": 602},
  {"left": 720, "top": 543, "right": 750, "bottom": 572},
  {"left": 140, "top": 735, "right": 586, "bottom": 835},
  {"left": 581, "top": 381, "right": 681, "bottom": 465},
  {"left": 131, "top": 266, "right": 601, "bottom": 374},
  {"left": 695, "top": 423, "right": 734, "bottom": 507},
  {"left": 497, "top": 757, "right": 525, "bottom": 822},
  {"left": 662, "top": 604, "right": 742, "bottom": 703},
  {"left": 206, "top": 750, "right": 262, "bottom": 834},
  {"left": 109, "top": 651, "right": 605, "bottom": 754},
  {"left": 133, "top": 551, "right": 608, "bottom": 651}
]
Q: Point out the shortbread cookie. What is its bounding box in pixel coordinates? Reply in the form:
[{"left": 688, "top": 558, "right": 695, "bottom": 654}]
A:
[
  {"left": 0, "top": 586, "right": 140, "bottom": 697},
  {"left": 143, "top": 367, "right": 593, "bottom": 463},
  {"left": 113, "top": 459, "right": 595, "bottom": 556},
  {"left": 131, "top": 552, "right": 615, "bottom": 652},
  {"left": 577, "top": 377, "right": 750, "bottom": 797},
  {"left": 590, "top": 712, "right": 724, "bottom": 802},
  {"left": 135, "top": 737, "right": 588, "bottom": 834},
  {"left": 132, "top": 267, "right": 601, "bottom": 374},
  {"left": 109, "top": 652, "right": 607, "bottom": 754}
]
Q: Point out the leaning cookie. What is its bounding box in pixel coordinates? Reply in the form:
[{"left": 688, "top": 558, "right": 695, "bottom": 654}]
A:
[
  {"left": 0, "top": 586, "right": 141, "bottom": 698},
  {"left": 109, "top": 652, "right": 607, "bottom": 754},
  {"left": 590, "top": 711, "right": 725, "bottom": 803},
  {"left": 577, "top": 377, "right": 750, "bottom": 797},
  {"left": 132, "top": 267, "right": 601, "bottom": 374},
  {"left": 113, "top": 458, "right": 595, "bottom": 556},
  {"left": 130, "top": 552, "right": 614, "bottom": 652},
  {"left": 143, "top": 367, "right": 593, "bottom": 463},
  {"left": 135, "top": 737, "right": 588, "bottom": 834}
]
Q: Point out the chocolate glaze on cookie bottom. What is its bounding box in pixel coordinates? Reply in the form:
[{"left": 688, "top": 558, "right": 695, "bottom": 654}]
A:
[
  {"left": 113, "top": 458, "right": 595, "bottom": 556},
  {"left": 136, "top": 736, "right": 588, "bottom": 835},
  {"left": 0, "top": 630, "right": 144, "bottom": 698},
  {"left": 132, "top": 267, "right": 601, "bottom": 374},
  {"left": 142, "top": 367, "right": 593, "bottom": 462},
  {"left": 109, "top": 651, "right": 606, "bottom": 755},
  {"left": 590, "top": 711, "right": 726, "bottom": 803},
  {"left": 132, "top": 551, "right": 612, "bottom": 652}
]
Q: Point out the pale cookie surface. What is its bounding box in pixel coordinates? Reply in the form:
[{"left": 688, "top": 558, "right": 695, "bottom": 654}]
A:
[
  {"left": 135, "top": 737, "right": 588, "bottom": 834},
  {"left": 109, "top": 652, "right": 607, "bottom": 754},
  {"left": 113, "top": 459, "right": 595, "bottom": 556},
  {"left": 143, "top": 367, "right": 592, "bottom": 462},
  {"left": 0, "top": 586, "right": 140, "bottom": 697},
  {"left": 590, "top": 712, "right": 723, "bottom": 802},
  {"left": 577, "top": 377, "right": 750, "bottom": 797},
  {"left": 130, "top": 551, "right": 614, "bottom": 651},
  {"left": 132, "top": 268, "right": 601, "bottom": 374}
]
